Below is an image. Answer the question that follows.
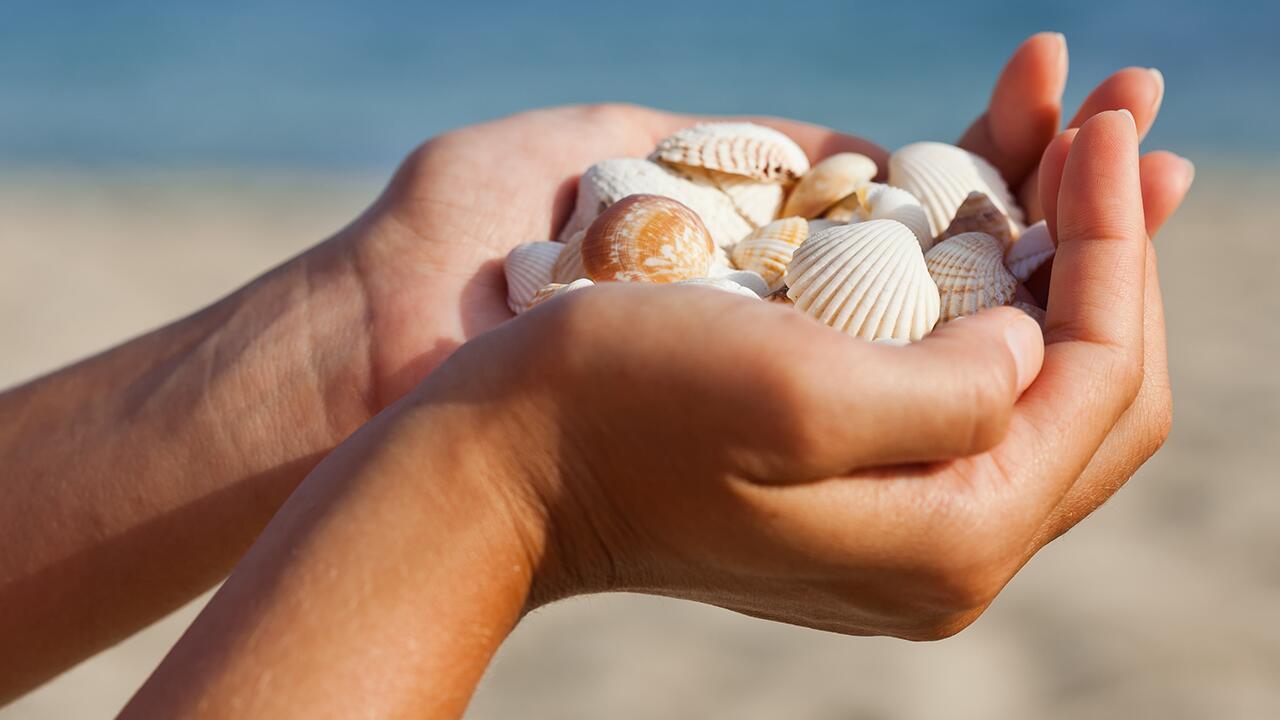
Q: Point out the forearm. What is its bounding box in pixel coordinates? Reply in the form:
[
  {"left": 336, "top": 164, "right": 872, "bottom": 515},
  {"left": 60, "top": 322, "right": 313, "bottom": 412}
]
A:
[
  {"left": 0, "top": 239, "right": 376, "bottom": 699},
  {"left": 119, "top": 396, "right": 537, "bottom": 719}
]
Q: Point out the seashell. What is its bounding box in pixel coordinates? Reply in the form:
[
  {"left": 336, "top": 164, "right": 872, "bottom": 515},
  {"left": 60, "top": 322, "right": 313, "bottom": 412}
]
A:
[
  {"left": 936, "top": 191, "right": 1014, "bottom": 248},
  {"left": 1004, "top": 220, "right": 1055, "bottom": 283},
  {"left": 888, "top": 142, "right": 1024, "bottom": 239},
  {"left": 673, "top": 276, "right": 762, "bottom": 300},
  {"left": 581, "top": 194, "right": 714, "bottom": 283},
  {"left": 768, "top": 291, "right": 794, "bottom": 305},
  {"left": 782, "top": 152, "right": 878, "bottom": 218},
  {"left": 1012, "top": 300, "right": 1046, "bottom": 327},
  {"left": 673, "top": 165, "right": 784, "bottom": 228},
  {"left": 529, "top": 278, "right": 595, "bottom": 309},
  {"left": 550, "top": 229, "right": 588, "bottom": 283},
  {"left": 924, "top": 232, "right": 1018, "bottom": 323},
  {"left": 806, "top": 218, "right": 843, "bottom": 234},
  {"left": 852, "top": 184, "right": 933, "bottom": 250},
  {"left": 729, "top": 217, "right": 809, "bottom": 292},
  {"left": 652, "top": 122, "right": 810, "bottom": 182},
  {"left": 785, "top": 220, "right": 941, "bottom": 342},
  {"left": 505, "top": 241, "right": 564, "bottom": 314},
  {"left": 720, "top": 269, "right": 769, "bottom": 297},
  {"left": 558, "top": 158, "right": 752, "bottom": 248}
]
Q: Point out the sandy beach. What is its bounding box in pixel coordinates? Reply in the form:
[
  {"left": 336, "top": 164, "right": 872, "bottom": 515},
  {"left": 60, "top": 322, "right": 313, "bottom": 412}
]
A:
[{"left": 2, "top": 165, "right": 1277, "bottom": 718}]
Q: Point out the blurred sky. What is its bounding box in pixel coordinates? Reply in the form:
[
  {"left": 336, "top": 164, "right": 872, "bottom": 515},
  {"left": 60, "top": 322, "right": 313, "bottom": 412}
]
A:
[{"left": 2, "top": 0, "right": 1276, "bottom": 171}]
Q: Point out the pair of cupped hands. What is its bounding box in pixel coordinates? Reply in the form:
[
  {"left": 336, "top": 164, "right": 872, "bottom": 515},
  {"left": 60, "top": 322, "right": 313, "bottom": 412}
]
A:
[{"left": 266, "top": 36, "right": 1192, "bottom": 639}]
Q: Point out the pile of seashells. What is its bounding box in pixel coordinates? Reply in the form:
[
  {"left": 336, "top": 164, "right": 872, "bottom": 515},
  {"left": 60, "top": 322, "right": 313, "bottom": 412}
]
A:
[{"left": 504, "top": 122, "right": 1058, "bottom": 343}]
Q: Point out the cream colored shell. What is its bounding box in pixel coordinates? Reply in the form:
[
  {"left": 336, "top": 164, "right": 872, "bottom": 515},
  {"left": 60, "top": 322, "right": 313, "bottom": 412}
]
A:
[
  {"left": 673, "top": 275, "right": 763, "bottom": 299},
  {"left": 673, "top": 166, "right": 784, "bottom": 229},
  {"left": 558, "top": 158, "right": 751, "bottom": 248},
  {"left": 550, "top": 229, "right": 588, "bottom": 283},
  {"left": 924, "top": 232, "right": 1018, "bottom": 322},
  {"left": 651, "top": 122, "right": 810, "bottom": 182},
  {"left": 888, "top": 142, "right": 1024, "bottom": 238},
  {"left": 852, "top": 183, "right": 933, "bottom": 250},
  {"left": 1004, "top": 220, "right": 1055, "bottom": 282},
  {"left": 529, "top": 278, "right": 595, "bottom": 309},
  {"left": 785, "top": 220, "right": 941, "bottom": 342},
  {"left": 729, "top": 217, "right": 809, "bottom": 292},
  {"left": 782, "top": 152, "right": 878, "bottom": 218},
  {"left": 505, "top": 241, "right": 563, "bottom": 314}
]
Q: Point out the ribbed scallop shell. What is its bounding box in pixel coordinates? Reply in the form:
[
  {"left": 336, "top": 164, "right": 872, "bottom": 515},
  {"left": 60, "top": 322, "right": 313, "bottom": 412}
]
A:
[
  {"left": 889, "top": 142, "right": 1024, "bottom": 239},
  {"left": 673, "top": 275, "right": 763, "bottom": 299},
  {"left": 651, "top": 122, "right": 810, "bottom": 182},
  {"left": 936, "top": 191, "right": 1014, "bottom": 248},
  {"left": 729, "top": 217, "right": 809, "bottom": 292},
  {"left": 782, "top": 152, "right": 878, "bottom": 218},
  {"left": 529, "top": 278, "right": 595, "bottom": 309},
  {"left": 1004, "top": 220, "right": 1055, "bottom": 283},
  {"left": 785, "top": 220, "right": 941, "bottom": 342},
  {"left": 505, "top": 241, "right": 563, "bottom": 314},
  {"left": 581, "top": 194, "right": 714, "bottom": 283},
  {"left": 924, "top": 232, "right": 1018, "bottom": 322},
  {"left": 558, "top": 158, "right": 752, "bottom": 248},
  {"left": 550, "top": 229, "right": 588, "bottom": 283}
]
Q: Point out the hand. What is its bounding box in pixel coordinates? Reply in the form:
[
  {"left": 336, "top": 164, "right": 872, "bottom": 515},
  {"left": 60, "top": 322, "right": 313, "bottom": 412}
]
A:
[
  {"left": 432, "top": 110, "right": 1181, "bottom": 638},
  {"left": 121, "top": 112, "right": 1192, "bottom": 720}
]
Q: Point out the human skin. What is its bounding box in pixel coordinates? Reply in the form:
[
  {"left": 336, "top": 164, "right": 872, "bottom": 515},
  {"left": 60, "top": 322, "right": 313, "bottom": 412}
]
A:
[
  {"left": 121, "top": 110, "right": 1186, "bottom": 719},
  {"left": 0, "top": 33, "right": 1187, "bottom": 703}
]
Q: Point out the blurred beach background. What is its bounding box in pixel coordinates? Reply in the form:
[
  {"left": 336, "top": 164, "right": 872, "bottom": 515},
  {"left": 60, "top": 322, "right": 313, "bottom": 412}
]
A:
[{"left": 2, "top": 1, "right": 1277, "bottom": 717}]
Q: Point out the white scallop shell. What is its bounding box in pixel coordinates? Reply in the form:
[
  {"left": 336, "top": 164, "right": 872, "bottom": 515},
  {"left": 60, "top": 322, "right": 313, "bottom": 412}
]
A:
[
  {"left": 671, "top": 165, "right": 784, "bottom": 228},
  {"left": 924, "top": 232, "right": 1018, "bottom": 323},
  {"left": 729, "top": 216, "right": 808, "bottom": 292},
  {"left": 505, "top": 241, "right": 564, "bottom": 314},
  {"left": 558, "top": 158, "right": 752, "bottom": 249},
  {"left": 888, "top": 142, "right": 1024, "bottom": 238},
  {"left": 651, "top": 122, "right": 810, "bottom": 182},
  {"left": 673, "top": 276, "right": 762, "bottom": 299},
  {"left": 1004, "top": 220, "right": 1055, "bottom": 282},
  {"left": 785, "top": 220, "right": 941, "bottom": 342}
]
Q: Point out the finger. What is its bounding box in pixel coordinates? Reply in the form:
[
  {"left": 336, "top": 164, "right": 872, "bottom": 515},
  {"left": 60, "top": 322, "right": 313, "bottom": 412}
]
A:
[
  {"left": 959, "top": 32, "right": 1068, "bottom": 187},
  {"left": 1028, "top": 141, "right": 1191, "bottom": 302},
  {"left": 994, "top": 111, "right": 1147, "bottom": 519},
  {"left": 1066, "top": 67, "right": 1164, "bottom": 140},
  {"left": 788, "top": 307, "right": 1044, "bottom": 472},
  {"left": 1021, "top": 66, "right": 1164, "bottom": 221}
]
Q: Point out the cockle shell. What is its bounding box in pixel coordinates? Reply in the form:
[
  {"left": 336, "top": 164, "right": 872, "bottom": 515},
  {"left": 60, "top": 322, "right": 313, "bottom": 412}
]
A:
[
  {"left": 888, "top": 142, "right": 1024, "bottom": 239},
  {"left": 529, "top": 278, "right": 595, "bottom": 309},
  {"left": 1004, "top": 220, "right": 1055, "bottom": 283},
  {"left": 730, "top": 216, "right": 809, "bottom": 292},
  {"left": 581, "top": 194, "right": 714, "bottom": 283},
  {"left": 924, "top": 232, "right": 1018, "bottom": 323},
  {"left": 550, "top": 229, "right": 588, "bottom": 283},
  {"left": 652, "top": 122, "right": 810, "bottom": 182},
  {"left": 782, "top": 152, "right": 878, "bottom": 218},
  {"left": 505, "top": 241, "right": 563, "bottom": 314},
  {"left": 673, "top": 275, "right": 763, "bottom": 299},
  {"left": 785, "top": 220, "right": 941, "bottom": 342},
  {"left": 936, "top": 191, "right": 1014, "bottom": 248},
  {"left": 558, "top": 158, "right": 751, "bottom": 248}
]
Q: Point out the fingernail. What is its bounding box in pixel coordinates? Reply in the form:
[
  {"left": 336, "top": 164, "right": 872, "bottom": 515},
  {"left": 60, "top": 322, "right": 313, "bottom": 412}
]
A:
[
  {"left": 1116, "top": 108, "right": 1136, "bottom": 130},
  {"left": 1147, "top": 68, "right": 1165, "bottom": 114},
  {"left": 1004, "top": 313, "right": 1044, "bottom": 394},
  {"left": 1179, "top": 155, "right": 1196, "bottom": 186}
]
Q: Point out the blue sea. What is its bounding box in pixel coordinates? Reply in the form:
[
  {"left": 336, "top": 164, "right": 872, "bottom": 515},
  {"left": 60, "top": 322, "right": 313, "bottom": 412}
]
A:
[{"left": 2, "top": 0, "right": 1276, "bottom": 172}]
